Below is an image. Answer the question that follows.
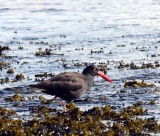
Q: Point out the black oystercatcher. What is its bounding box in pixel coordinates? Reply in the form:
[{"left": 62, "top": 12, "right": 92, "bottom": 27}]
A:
[{"left": 30, "top": 65, "right": 112, "bottom": 111}]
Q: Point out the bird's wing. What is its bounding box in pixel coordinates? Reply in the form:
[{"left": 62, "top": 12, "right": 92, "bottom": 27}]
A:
[
  {"left": 30, "top": 72, "right": 86, "bottom": 94},
  {"left": 48, "top": 72, "right": 85, "bottom": 82},
  {"left": 30, "top": 77, "right": 84, "bottom": 93},
  {"left": 44, "top": 81, "right": 82, "bottom": 92}
]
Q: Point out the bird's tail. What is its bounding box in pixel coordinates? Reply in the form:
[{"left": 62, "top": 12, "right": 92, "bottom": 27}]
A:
[
  {"left": 29, "top": 81, "right": 49, "bottom": 90},
  {"left": 29, "top": 83, "right": 46, "bottom": 93},
  {"left": 29, "top": 84, "right": 38, "bottom": 88}
]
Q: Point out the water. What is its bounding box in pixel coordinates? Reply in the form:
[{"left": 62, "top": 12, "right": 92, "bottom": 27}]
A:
[{"left": 0, "top": 0, "right": 160, "bottom": 127}]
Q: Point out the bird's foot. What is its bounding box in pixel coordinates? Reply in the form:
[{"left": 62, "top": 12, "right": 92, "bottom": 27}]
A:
[
  {"left": 63, "top": 104, "right": 68, "bottom": 112},
  {"left": 51, "top": 97, "right": 68, "bottom": 112}
]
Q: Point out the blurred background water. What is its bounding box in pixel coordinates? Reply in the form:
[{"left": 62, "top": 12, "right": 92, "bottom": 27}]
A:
[{"left": 0, "top": 0, "right": 160, "bottom": 124}]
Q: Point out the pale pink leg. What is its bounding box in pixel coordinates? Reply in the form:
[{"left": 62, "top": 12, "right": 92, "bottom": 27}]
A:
[{"left": 51, "top": 97, "right": 67, "bottom": 112}]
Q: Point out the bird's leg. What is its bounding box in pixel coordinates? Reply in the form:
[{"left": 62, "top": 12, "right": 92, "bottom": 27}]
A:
[
  {"left": 63, "top": 104, "right": 67, "bottom": 112},
  {"left": 51, "top": 97, "right": 67, "bottom": 112},
  {"left": 51, "top": 96, "right": 64, "bottom": 105}
]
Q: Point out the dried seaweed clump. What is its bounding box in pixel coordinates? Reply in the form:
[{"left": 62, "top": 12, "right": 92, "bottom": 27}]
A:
[
  {"left": 4, "top": 94, "right": 25, "bottom": 102},
  {"left": 6, "top": 68, "right": 14, "bottom": 74},
  {"left": 35, "top": 48, "right": 52, "bottom": 56},
  {"left": 117, "top": 61, "right": 159, "bottom": 69},
  {"left": 124, "top": 80, "right": 155, "bottom": 88},
  {"left": 0, "top": 46, "right": 10, "bottom": 55},
  {"left": 97, "top": 63, "right": 108, "bottom": 74},
  {"left": 15, "top": 73, "right": 25, "bottom": 80},
  {"left": 0, "top": 77, "right": 9, "bottom": 84},
  {"left": 0, "top": 107, "right": 16, "bottom": 116},
  {"left": 0, "top": 104, "right": 160, "bottom": 135},
  {"left": 0, "top": 61, "right": 10, "bottom": 70}
]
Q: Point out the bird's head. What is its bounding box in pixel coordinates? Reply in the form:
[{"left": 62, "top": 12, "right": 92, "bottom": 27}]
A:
[{"left": 82, "top": 65, "right": 112, "bottom": 83}]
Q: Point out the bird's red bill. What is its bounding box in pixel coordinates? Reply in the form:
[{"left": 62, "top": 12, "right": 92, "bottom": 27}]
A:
[{"left": 97, "top": 72, "right": 112, "bottom": 83}]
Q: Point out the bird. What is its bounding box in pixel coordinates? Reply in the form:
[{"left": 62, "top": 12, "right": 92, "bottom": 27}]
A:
[{"left": 29, "top": 65, "right": 112, "bottom": 111}]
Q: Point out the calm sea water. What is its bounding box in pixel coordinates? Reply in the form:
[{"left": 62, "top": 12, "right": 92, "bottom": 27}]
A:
[{"left": 0, "top": 0, "right": 160, "bottom": 125}]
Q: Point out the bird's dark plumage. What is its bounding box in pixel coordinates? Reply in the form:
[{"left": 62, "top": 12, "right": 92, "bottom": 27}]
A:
[{"left": 30, "top": 65, "right": 112, "bottom": 106}]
